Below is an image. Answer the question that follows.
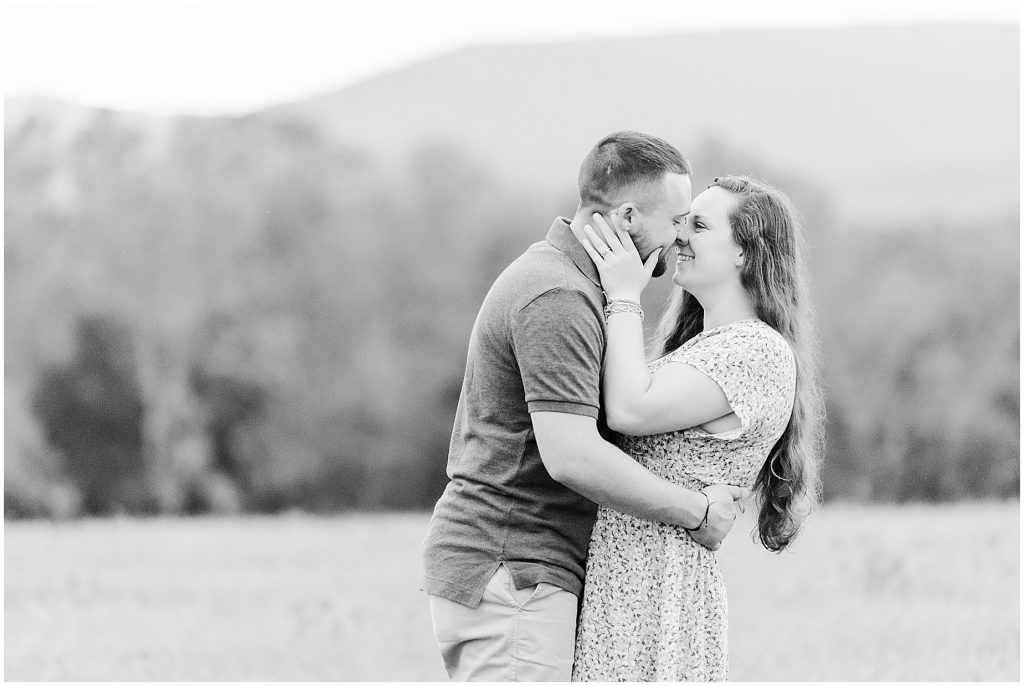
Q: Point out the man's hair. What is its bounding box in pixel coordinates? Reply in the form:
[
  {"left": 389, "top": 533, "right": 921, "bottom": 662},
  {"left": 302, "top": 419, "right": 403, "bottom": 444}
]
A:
[{"left": 578, "top": 131, "right": 692, "bottom": 211}]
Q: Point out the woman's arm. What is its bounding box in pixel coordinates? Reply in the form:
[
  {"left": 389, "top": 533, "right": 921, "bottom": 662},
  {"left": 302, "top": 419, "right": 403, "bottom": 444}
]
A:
[
  {"left": 532, "top": 411, "right": 748, "bottom": 550},
  {"left": 581, "top": 214, "right": 734, "bottom": 435}
]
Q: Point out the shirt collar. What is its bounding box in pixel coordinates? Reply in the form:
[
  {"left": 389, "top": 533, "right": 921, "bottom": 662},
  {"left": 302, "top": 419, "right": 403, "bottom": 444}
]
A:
[{"left": 545, "top": 217, "right": 603, "bottom": 293}]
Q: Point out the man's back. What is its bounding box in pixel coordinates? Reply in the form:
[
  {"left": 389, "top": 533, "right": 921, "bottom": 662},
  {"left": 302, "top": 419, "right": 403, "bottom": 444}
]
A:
[{"left": 422, "top": 218, "right": 607, "bottom": 608}]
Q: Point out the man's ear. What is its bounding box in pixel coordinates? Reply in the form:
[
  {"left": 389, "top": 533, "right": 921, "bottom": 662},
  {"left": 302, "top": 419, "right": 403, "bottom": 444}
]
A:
[{"left": 616, "top": 203, "right": 638, "bottom": 228}]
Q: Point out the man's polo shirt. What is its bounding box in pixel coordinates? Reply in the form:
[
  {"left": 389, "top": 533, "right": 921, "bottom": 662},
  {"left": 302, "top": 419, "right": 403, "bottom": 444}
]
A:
[{"left": 422, "top": 217, "right": 609, "bottom": 608}]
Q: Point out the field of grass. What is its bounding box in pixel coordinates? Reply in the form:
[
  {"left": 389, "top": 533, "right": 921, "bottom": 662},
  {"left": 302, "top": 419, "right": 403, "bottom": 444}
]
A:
[{"left": 5, "top": 501, "right": 1020, "bottom": 681}]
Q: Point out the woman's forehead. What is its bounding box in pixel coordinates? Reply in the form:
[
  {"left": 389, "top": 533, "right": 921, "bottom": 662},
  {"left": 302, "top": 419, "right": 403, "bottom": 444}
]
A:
[{"left": 693, "top": 186, "right": 738, "bottom": 216}]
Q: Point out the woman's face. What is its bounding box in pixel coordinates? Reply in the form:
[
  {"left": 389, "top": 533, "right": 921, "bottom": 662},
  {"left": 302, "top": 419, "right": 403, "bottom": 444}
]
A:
[{"left": 672, "top": 186, "right": 745, "bottom": 292}]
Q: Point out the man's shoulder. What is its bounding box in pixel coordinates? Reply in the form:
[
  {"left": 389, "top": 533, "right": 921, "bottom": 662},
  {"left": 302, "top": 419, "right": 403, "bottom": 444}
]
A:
[
  {"left": 507, "top": 238, "right": 569, "bottom": 275},
  {"left": 494, "top": 240, "right": 599, "bottom": 303}
]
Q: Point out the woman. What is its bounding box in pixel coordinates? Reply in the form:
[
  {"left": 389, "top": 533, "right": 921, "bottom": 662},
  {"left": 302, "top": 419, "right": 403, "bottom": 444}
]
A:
[{"left": 572, "top": 175, "right": 823, "bottom": 681}]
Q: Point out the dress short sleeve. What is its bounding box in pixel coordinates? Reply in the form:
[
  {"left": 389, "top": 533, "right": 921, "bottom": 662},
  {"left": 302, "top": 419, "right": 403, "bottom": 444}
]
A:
[
  {"left": 665, "top": 322, "right": 795, "bottom": 440},
  {"left": 511, "top": 288, "right": 605, "bottom": 417}
]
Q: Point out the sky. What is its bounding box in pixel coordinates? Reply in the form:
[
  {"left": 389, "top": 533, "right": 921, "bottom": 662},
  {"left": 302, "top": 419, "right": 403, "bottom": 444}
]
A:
[{"left": 3, "top": 0, "right": 1020, "bottom": 116}]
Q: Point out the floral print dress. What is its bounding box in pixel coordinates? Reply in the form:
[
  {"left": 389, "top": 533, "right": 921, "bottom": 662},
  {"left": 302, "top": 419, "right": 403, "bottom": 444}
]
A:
[{"left": 572, "top": 320, "right": 796, "bottom": 682}]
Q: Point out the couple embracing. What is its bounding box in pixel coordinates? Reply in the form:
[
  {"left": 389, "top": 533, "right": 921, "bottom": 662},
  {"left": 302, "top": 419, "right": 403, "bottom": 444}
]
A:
[{"left": 422, "top": 131, "right": 823, "bottom": 681}]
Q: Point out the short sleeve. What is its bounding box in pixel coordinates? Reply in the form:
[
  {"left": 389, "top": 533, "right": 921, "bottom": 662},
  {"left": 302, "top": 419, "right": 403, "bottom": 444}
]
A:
[
  {"left": 511, "top": 288, "right": 604, "bottom": 417},
  {"left": 667, "top": 325, "right": 795, "bottom": 440}
]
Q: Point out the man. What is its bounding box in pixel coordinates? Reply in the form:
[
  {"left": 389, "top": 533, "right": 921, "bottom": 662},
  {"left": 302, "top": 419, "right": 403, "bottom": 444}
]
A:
[{"left": 422, "top": 131, "right": 747, "bottom": 681}]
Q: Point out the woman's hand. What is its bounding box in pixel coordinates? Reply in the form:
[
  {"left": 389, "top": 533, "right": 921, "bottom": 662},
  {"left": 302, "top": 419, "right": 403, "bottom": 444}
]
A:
[
  {"left": 580, "top": 212, "right": 662, "bottom": 302},
  {"left": 687, "top": 484, "right": 750, "bottom": 551}
]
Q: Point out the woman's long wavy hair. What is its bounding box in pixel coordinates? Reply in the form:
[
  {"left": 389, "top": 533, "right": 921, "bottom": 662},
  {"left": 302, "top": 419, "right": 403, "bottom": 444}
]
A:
[{"left": 649, "top": 175, "right": 825, "bottom": 552}]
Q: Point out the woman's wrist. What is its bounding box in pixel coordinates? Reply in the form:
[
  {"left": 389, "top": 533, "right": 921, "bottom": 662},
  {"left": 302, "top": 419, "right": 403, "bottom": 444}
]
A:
[
  {"left": 604, "top": 299, "right": 644, "bottom": 322},
  {"left": 681, "top": 490, "right": 711, "bottom": 530},
  {"left": 604, "top": 291, "right": 643, "bottom": 303}
]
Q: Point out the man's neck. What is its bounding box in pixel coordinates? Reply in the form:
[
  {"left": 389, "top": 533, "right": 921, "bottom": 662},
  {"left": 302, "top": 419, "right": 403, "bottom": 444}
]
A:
[{"left": 568, "top": 206, "right": 605, "bottom": 246}]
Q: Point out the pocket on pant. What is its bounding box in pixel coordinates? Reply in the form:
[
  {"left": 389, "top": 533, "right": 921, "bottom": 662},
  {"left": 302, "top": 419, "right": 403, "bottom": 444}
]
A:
[
  {"left": 488, "top": 564, "right": 530, "bottom": 609},
  {"left": 497, "top": 565, "right": 563, "bottom": 610},
  {"left": 518, "top": 582, "right": 564, "bottom": 610}
]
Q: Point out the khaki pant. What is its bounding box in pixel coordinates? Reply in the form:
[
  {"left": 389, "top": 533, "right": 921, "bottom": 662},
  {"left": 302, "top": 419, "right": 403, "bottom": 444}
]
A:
[{"left": 428, "top": 564, "right": 578, "bottom": 681}]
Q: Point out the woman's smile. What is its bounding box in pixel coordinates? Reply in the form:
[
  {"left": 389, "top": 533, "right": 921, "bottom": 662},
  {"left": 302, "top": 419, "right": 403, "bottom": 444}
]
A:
[
  {"left": 675, "top": 244, "right": 694, "bottom": 268},
  {"left": 675, "top": 242, "right": 694, "bottom": 263}
]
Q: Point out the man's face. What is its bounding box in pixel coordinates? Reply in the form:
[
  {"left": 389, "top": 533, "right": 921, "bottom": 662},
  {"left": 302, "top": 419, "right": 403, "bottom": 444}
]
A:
[{"left": 628, "top": 173, "right": 693, "bottom": 277}]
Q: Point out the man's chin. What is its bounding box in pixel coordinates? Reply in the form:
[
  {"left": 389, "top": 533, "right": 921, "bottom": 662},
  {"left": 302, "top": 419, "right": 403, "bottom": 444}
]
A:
[{"left": 651, "top": 255, "right": 669, "bottom": 278}]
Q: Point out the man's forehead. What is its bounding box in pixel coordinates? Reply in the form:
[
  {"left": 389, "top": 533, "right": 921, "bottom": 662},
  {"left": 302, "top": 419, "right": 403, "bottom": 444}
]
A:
[
  {"left": 663, "top": 172, "right": 691, "bottom": 195},
  {"left": 662, "top": 173, "right": 692, "bottom": 211},
  {"left": 626, "top": 173, "right": 691, "bottom": 209}
]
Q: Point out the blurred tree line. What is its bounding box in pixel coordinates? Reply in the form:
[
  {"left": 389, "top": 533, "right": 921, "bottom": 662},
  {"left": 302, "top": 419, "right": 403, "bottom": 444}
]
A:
[{"left": 4, "top": 110, "right": 1019, "bottom": 518}]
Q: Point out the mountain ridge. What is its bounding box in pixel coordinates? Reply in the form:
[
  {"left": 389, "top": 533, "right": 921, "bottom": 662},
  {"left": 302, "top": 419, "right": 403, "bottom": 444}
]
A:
[
  {"left": 257, "top": 22, "right": 1019, "bottom": 227},
  {"left": 7, "top": 22, "right": 1018, "bottom": 228}
]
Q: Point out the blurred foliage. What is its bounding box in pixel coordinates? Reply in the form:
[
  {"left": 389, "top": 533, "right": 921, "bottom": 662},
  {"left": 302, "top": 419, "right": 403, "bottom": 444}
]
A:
[
  {"left": 32, "top": 315, "right": 152, "bottom": 514},
  {"left": 4, "top": 109, "right": 1019, "bottom": 518},
  {"left": 817, "top": 218, "right": 1020, "bottom": 501}
]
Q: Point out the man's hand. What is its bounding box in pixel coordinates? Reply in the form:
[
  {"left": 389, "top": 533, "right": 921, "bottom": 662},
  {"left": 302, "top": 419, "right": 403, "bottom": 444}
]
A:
[{"left": 687, "top": 484, "right": 749, "bottom": 551}]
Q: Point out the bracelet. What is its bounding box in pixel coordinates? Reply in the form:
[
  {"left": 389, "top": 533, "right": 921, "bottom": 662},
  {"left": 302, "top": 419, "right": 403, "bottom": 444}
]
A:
[
  {"left": 683, "top": 492, "right": 710, "bottom": 532},
  {"left": 603, "top": 299, "right": 644, "bottom": 322}
]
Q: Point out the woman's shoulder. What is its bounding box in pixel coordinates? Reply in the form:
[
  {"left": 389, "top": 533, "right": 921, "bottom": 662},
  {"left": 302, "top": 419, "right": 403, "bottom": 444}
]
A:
[
  {"left": 661, "top": 320, "right": 792, "bottom": 375},
  {"left": 695, "top": 319, "right": 790, "bottom": 355},
  {"left": 739, "top": 319, "right": 792, "bottom": 355},
  {"left": 669, "top": 320, "right": 792, "bottom": 381}
]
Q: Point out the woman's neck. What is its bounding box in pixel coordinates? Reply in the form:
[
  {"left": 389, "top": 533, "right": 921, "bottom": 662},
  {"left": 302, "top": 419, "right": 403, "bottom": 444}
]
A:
[{"left": 697, "top": 285, "right": 757, "bottom": 331}]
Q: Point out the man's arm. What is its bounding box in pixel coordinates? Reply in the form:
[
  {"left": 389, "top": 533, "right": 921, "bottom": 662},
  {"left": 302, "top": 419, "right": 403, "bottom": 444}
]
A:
[
  {"left": 511, "top": 288, "right": 745, "bottom": 547},
  {"left": 533, "top": 411, "right": 746, "bottom": 546}
]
